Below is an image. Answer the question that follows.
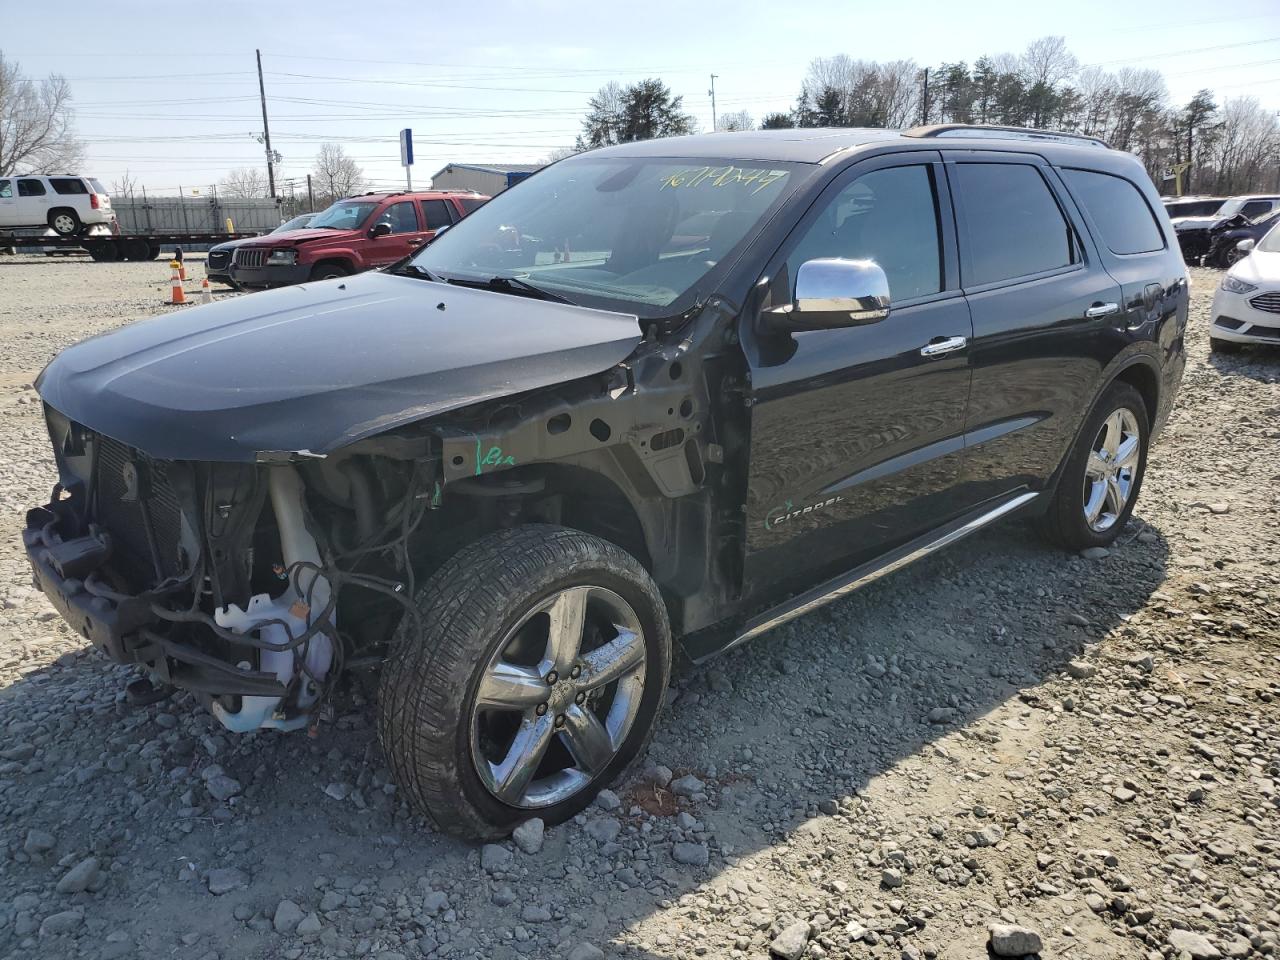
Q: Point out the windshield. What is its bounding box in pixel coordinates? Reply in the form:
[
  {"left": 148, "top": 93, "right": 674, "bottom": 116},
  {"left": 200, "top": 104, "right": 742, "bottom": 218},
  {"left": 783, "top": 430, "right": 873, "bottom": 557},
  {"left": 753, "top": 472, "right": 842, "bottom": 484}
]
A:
[
  {"left": 273, "top": 214, "right": 315, "bottom": 233},
  {"left": 1165, "top": 199, "right": 1225, "bottom": 218},
  {"left": 1259, "top": 220, "right": 1280, "bottom": 254},
  {"left": 309, "top": 201, "right": 377, "bottom": 230},
  {"left": 408, "top": 156, "right": 803, "bottom": 318}
]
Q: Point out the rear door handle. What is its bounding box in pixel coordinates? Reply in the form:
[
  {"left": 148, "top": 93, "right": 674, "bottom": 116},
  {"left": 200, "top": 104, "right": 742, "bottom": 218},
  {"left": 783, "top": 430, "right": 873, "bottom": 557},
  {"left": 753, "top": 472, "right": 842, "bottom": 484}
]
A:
[
  {"left": 920, "top": 335, "right": 968, "bottom": 357},
  {"left": 1085, "top": 302, "right": 1119, "bottom": 319}
]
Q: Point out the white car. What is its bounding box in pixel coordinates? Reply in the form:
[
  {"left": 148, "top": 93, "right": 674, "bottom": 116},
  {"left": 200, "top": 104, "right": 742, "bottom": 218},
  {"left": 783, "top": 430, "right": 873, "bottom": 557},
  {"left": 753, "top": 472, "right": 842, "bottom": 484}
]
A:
[
  {"left": 0, "top": 174, "right": 114, "bottom": 236},
  {"left": 1209, "top": 224, "right": 1280, "bottom": 352}
]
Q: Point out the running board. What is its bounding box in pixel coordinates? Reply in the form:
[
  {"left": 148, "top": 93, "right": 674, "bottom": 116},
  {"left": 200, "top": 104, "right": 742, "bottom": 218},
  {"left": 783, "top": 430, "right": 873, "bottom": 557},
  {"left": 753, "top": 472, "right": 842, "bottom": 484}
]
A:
[{"left": 715, "top": 491, "right": 1040, "bottom": 658}]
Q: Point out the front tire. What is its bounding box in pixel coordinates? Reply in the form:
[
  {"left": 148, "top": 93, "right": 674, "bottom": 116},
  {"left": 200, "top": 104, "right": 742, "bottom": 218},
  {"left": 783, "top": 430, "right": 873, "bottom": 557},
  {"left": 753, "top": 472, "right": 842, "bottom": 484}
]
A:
[
  {"left": 1038, "top": 381, "right": 1149, "bottom": 550},
  {"left": 309, "top": 262, "right": 349, "bottom": 281},
  {"left": 378, "top": 525, "right": 671, "bottom": 839}
]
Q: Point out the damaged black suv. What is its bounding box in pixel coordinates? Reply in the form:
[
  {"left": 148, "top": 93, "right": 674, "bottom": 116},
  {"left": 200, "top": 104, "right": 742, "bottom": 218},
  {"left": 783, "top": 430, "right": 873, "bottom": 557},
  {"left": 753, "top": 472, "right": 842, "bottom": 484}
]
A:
[{"left": 24, "top": 125, "right": 1187, "bottom": 838}]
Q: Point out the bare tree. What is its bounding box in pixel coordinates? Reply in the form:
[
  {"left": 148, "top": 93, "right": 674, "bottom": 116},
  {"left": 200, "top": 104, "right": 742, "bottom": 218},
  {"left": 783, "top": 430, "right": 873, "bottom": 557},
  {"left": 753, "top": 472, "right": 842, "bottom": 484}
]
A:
[
  {"left": 218, "top": 166, "right": 268, "bottom": 199},
  {"left": 716, "top": 110, "right": 754, "bottom": 132},
  {"left": 110, "top": 169, "right": 139, "bottom": 201},
  {"left": 542, "top": 145, "right": 579, "bottom": 163},
  {"left": 1020, "top": 36, "right": 1078, "bottom": 89},
  {"left": 0, "top": 52, "right": 84, "bottom": 176},
  {"left": 1206, "top": 97, "right": 1280, "bottom": 195},
  {"left": 312, "top": 143, "right": 366, "bottom": 203}
]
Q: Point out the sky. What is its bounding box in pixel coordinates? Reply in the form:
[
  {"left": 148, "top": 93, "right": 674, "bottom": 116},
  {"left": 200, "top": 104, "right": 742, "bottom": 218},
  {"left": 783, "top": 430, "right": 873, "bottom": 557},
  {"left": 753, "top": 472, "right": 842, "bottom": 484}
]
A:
[{"left": 5, "top": 0, "right": 1279, "bottom": 195}]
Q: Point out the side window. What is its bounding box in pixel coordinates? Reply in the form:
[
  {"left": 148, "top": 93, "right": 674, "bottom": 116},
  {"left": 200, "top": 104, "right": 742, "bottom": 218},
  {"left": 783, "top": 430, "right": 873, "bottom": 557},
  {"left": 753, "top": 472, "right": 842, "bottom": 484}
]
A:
[
  {"left": 422, "top": 199, "right": 454, "bottom": 230},
  {"left": 953, "top": 163, "right": 1076, "bottom": 286},
  {"left": 1061, "top": 168, "right": 1164, "bottom": 255},
  {"left": 17, "top": 179, "right": 47, "bottom": 197},
  {"left": 50, "top": 178, "right": 88, "bottom": 195},
  {"left": 787, "top": 164, "right": 942, "bottom": 302},
  {"left": 0, "top": 180, "right": 12, "bottom": 199},
  {"left": 377, "top": 201, "right": 418, "bottom": 234},
  {"left": 1239, "top": 200, "right": 1274, "bottom": 220},
  {"left": 458, "top": 197, "right": 487, "bottom": 216}
]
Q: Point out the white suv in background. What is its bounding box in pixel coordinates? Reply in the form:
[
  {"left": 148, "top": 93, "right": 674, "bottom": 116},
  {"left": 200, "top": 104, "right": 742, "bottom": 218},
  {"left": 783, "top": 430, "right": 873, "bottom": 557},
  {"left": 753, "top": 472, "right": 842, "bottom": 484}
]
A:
[{"left": 0, "top": 175, "right": 115, "bottom": 236}]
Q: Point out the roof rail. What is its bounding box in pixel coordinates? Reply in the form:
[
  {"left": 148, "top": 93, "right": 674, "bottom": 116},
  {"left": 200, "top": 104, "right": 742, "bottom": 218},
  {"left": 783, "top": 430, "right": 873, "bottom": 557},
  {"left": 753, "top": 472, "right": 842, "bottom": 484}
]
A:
[{"left": 902, "top": 124, "right": 1109, "bottom": 148}]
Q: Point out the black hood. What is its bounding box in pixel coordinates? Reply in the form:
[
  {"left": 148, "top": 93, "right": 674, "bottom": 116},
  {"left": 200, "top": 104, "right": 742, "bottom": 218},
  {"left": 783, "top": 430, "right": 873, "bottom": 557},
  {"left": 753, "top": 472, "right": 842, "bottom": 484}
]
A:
[{"left": 37, "top": 271, "right": 642, "bottom": 462}]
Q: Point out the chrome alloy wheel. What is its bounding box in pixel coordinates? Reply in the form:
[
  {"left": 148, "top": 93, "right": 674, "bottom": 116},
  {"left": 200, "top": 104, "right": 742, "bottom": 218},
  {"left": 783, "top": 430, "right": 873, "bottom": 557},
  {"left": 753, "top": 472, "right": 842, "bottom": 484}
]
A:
[
  {"left": 1082, "top": 408, "right": 1140, "bottom": 533},
  {"left": 52, "top": 213, "right": 77, "bottom": 234},
  {"left": 469, "top": 586, "right": 647, "bottom": 809}
]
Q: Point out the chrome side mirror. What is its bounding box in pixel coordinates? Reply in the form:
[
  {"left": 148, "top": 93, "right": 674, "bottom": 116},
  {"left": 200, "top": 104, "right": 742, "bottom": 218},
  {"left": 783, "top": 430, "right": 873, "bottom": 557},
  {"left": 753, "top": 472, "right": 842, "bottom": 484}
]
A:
[
  {"left": 431, "top": 224, "right": 450, "bottom": 239},
  {"left": 1236, "top": 238, "right": 1256, "bottom": 254},
  {"left": 369, "top": 221, "right": 392, "bottom": 238},
  {"left": 768, "top": 258, "right": 890, "bottom": 332}
]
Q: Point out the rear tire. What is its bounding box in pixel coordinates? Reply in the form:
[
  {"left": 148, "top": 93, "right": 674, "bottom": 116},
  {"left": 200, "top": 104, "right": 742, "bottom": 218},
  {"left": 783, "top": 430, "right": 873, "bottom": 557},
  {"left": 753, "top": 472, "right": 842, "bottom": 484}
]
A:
[
  {"left": 1038, "top": 381, "right": 1149, "bottom": 551},
  {"left": 49, "top": 209, "right": 82, "bottom": 236},
  {"left": 378, "top": 524, "right": 671, "bottom": 839},
  {"left": 1210, "top": 337, "right": 1243, "bottom": 354},
  {"left": 309, "top": 262, "right": 349, "bottom": 281}
]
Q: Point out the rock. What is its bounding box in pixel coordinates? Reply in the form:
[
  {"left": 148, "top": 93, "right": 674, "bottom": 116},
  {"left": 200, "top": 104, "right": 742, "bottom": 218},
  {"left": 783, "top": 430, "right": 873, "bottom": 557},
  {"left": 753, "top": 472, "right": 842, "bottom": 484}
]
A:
[
  {"left": 818, "top": 798, "right": 839, "bottom": 815},
  {"left": 491, "top": 886, "right": 517, "bottom": 907},
  {"left": 927, "top": 706, "right": 957, "bottom": 724},
  {"left": 881, "top": 867, "right": 904, "bottom": 888},
  {"left": 672, "top": 842, "right": 709, "bottom": 867},
  {"left": 1080, "top": 546, "right": 1110, "bottom": 560},
  {"left": 585, "top": 817, "right": 621, "bottom": 844},
  {"left": 1168, "top": 929, "right": 1221, "bottom": 959},
  {"left": 670, "top": 774, "right": 705, "bottom": 797},
  {"left": 323, "top": 782, "right": 351, "bottom": 801},
  {"left": 206, "top": 775, "right": 242, "bottom": 802},
  {"left": 422, "top": 891, "right": 449, "bottom": 915},
  {"left": 988, "top": 923, "right": 1043, "bottom": 957},
  {"left": 23, "top": 828, "right": 56, "bottom": 855},
  {"left": 273, "top": 899, "right": 305, "bottom": 934},
  {"left": 864, "top": 661, "right": 887, "bottom": 678},
  {"left": 1, "top": 742, "right": 36, "bottom": 761},
  {"left": 320, "top": 890, "right": 345, "bottom": 911},
  {"left": 296, "top": 912, "right": 322, "bottom": 935},
  {"left": 1113, "top": 787, "right": 1137, "bottom": 803},
  {"left": 39, "top": 910, "right": 84, "bottom": 937},
  {"left": 595, "top": 788, "right": 621, "bottom": 811},
  {"left": 770, "top": 919, "right": 812, "bottom": 959},
  {"left": 567, "top": 945, "right": 605, "bottom": 960},
  {"left": 207, "top": 867, "right": 249, "bottom": 895},
  {"left": 1207, "top": 502, "right": 1230, "bottom": 515},
  {"left": 521, "top": 903, "right": 552, "bottom": 923},
  {"left": 153, "top": 711, "right": 178, "bottom": 729},
  {"left": 641, "top": 763, "right": 673, "bottom": 788},
  {"left": 707, "top": 669, "right": 734, "bottom": 693},
  {"left": 1066, "top": 659, "right": 1097, "bottom": 679},
  {"left": 56, "top": 856, "right": 100, "bottom": 894},
  {"left": 1066, "top": 612, "right": 1090, "bottom": 627},
  {"left": 481, "top": 844, "right": 513, "bottom": 872},
  {"left": 1128, "top": 653, "right": 1155, "bottom": 672},
  {"left": 512, "top": 818, "right": 545, "bottom": 855}
]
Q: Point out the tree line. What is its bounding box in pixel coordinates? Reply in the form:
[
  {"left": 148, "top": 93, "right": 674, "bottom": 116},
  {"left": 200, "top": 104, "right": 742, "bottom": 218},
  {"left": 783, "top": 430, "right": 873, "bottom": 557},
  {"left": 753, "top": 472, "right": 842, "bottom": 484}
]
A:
[{"left": 573, "top": 37, "right": 1280, "bottom": 197}]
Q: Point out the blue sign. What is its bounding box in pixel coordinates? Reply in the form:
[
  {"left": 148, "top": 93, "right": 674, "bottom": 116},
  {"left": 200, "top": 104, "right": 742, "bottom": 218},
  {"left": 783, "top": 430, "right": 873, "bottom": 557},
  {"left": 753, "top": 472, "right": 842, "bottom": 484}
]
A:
[{"left": 400, "top": 129, "right": 414, "bottom": 167}]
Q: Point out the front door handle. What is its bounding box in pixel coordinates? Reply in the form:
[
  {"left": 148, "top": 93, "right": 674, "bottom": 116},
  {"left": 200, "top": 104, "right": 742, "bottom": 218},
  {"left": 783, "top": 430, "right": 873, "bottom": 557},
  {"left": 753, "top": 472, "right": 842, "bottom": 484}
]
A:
[
  {"left": 1085, "top": 301, "right": 1119, "bottom": 319},
  {"left": 920, "top": 335, "right": 968, "bottom": 358}
]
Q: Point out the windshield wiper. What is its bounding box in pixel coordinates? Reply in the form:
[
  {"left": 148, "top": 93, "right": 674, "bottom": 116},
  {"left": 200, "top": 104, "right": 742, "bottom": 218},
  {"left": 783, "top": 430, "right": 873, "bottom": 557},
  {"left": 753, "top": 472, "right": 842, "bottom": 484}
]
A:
[
  {"left": 391, "top": 262, "right": 444, "bottom": 282},
  {"left": 439, "top": 274, "right": 574, "bottom": 304}
]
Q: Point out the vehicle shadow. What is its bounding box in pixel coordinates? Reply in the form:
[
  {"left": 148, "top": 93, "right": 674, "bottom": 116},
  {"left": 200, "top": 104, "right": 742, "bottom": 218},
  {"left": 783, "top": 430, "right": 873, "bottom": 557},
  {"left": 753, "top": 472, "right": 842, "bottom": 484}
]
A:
[
  {"left": 0, "top": 515, "right": 1171, "bottom": 959},
  {"left": 1207, "top": 344, "right": 1280, "bottom": 381}
]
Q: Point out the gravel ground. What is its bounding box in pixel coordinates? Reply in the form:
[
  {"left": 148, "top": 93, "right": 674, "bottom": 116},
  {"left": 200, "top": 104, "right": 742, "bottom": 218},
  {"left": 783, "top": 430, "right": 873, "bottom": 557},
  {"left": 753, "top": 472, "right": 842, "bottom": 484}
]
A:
[{"left": 0, "top": 255, "right": 1277, "bottom": 960}]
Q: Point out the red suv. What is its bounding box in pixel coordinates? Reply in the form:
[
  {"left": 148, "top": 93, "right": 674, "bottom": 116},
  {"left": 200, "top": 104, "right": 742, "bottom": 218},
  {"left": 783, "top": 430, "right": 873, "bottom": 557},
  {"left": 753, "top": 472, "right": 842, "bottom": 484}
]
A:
[{"left": 229, "top": 190, "right": 487, "bottom": 288}]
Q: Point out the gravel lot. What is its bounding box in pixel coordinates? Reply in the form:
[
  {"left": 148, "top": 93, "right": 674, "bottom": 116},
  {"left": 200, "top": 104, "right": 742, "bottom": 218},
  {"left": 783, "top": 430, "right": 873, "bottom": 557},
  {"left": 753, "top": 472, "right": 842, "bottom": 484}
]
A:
[{"left": 0, "top": 254, "right": 1277, "bottom": 960}]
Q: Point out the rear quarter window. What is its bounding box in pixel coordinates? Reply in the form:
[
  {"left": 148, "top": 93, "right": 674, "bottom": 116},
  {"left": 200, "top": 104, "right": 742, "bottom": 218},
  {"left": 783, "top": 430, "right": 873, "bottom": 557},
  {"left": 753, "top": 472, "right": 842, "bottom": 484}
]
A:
[
  {"left": 50, "top": 178, "right": 89, "bottom": 195},
  {"left": 1063, "top": 168, "right": 1165, "bottom": 255},
  {"left": 458, "top": 197, "right": 487, "bottom": 215}
]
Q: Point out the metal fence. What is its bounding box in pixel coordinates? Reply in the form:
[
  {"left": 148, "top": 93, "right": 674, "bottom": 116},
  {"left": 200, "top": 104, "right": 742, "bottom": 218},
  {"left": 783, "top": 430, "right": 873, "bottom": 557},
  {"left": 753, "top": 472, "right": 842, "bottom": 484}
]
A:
[{"left": 111, "top": 195, "right": 285, "bottom": 236}]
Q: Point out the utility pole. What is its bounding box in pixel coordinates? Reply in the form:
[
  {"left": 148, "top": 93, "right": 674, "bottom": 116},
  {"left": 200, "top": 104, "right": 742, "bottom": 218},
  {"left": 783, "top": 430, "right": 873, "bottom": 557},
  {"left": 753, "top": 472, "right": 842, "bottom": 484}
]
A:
[
  {"left": 256, "top": 49, "right": 276, "bottom": 199},
  {"left": 920, "top": 68, "right": 930, "bottom": 126},
  {"left": 306, "top": 174, "right": 314, "bottom": 213},
  {"left": 708, "top": 74, "right": 718, "bottom": 132}
]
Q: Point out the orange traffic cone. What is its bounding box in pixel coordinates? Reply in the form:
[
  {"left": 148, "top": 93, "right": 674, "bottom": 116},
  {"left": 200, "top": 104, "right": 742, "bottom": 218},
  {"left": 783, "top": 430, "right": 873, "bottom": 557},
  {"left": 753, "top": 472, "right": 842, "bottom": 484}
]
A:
[
  {"left": 200, "top": 278, "right": 212, "bottom": 304},
  {"left": 168, "top": 262, "right": 186, "bottom": 305}
]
